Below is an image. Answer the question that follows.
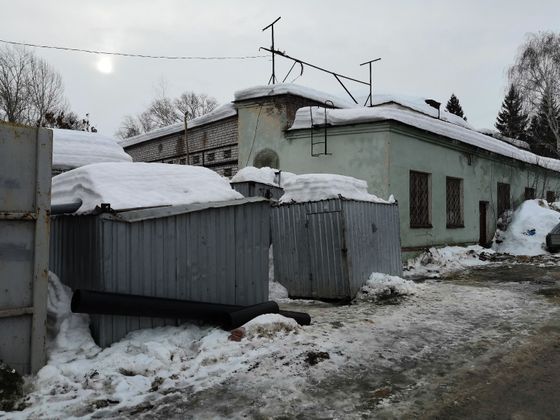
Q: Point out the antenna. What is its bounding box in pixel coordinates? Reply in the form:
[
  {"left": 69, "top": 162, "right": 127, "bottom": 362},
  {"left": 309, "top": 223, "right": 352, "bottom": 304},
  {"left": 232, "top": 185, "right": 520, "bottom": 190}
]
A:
[
  {"left": 360, "top": 58, "right": 381, "bottom": 107},
  {"left": 262, "top": 17, "right": 281, "bottom": 84}
]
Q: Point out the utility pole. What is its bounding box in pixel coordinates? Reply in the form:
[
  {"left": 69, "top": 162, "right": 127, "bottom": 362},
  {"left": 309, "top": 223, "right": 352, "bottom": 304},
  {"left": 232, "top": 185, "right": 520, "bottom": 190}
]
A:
[
  {"left": 360, "top": 58, "right": 381, "bottom": 107},
  {"left": 262, "top": 17, "right": 281, "bottom": 85}
]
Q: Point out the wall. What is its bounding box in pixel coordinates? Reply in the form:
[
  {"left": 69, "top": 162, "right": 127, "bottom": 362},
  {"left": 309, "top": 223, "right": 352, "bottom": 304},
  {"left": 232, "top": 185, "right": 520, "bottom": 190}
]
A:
[{"left": 124, "top": 116, "right": 239, "bottom": 177}]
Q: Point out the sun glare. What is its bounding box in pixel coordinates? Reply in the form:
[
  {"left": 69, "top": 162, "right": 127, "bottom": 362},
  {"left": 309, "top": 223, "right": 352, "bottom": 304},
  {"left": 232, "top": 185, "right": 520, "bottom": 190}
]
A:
[{"left": 96, "top": 56, "right": 113, "bottom": 74}]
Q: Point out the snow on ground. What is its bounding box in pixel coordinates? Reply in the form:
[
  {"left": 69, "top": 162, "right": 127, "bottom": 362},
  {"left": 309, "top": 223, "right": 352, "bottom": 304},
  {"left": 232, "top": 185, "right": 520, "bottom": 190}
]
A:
[
  {"left": 51, "top": 162, "right": 243, "bottom": 214},
  {"left": 404, "top": 245, "right": 493, "bottom": 279},
  {"left": 355, "top": 272, "right": 419, "bottom": 302},
  {"left": 52, "top": 129, "right": 131, "bottom": 171},
  {"left": 493, "top": 199, "right": 560, "bottom": 256},
  {"left": 231, "top": 166, "right": 296, "bottom": 187},
  {"left": 279, "top": 173, "right": 394, "bottom": 204}
]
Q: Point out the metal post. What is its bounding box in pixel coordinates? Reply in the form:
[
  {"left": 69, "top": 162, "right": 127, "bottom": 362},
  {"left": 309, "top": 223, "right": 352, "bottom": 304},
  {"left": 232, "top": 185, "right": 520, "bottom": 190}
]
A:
[
  {"left": 262, "top": 17, "right": 281, "bottom": 85},
  {"left": 184, "top": 113, "right": 189, "bottom": 164},
  {"left": 360, "top": 58, "right": 381, "bottom": 107}
]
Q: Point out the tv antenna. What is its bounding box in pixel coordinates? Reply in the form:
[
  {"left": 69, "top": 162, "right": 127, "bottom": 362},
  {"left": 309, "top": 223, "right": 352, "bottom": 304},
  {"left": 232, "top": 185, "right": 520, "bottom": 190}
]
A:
[
  {"left": 262, "top": 16, "right": 281, "bottom": 84},
  {"left": 360, "top": 58, "right": 381, "bottom": 106}
]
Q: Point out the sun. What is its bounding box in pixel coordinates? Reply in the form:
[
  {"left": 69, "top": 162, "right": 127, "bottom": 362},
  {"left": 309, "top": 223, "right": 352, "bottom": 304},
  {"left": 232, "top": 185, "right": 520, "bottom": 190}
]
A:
[{"left": 96, "top": 56, "right": 113, "bottom": 74}]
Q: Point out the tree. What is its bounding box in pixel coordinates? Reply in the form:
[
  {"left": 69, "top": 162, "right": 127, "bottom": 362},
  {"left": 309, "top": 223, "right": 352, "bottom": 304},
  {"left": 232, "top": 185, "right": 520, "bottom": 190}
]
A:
[
  {"left": 0, "top": 46, "right": 67, "bottom": 125},
  {"left": 116, "top": 90, "right": 219, "bottom": 138},
  {"left": 445, "top": 93, "right": 467, "bottom": 120},
  {"left": 526, "top": 93, "right": 560, "bottom": 157},
  {"left": 508, "top": 32, "right": 560, "bottom": 152},
  {"left": 495, "top": 85, "right": 528, "bottom": 140}
]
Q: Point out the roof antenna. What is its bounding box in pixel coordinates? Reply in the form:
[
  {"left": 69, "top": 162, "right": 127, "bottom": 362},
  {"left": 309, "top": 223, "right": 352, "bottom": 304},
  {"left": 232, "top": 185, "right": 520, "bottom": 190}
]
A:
[
  {"left": 262, "top": 17, "right": 281, "bottom": 85},
  {"left": 360, "top": 58, "right": 381, "bottom": 107},
  {"left": 425, "top": 99, "right": 441, "bottom": 119}
]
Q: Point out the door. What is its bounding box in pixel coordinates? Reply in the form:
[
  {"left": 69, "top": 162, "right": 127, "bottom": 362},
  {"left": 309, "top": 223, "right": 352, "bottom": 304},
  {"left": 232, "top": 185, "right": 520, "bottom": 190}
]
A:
[{"left": 479, "top": 201, "right": 489, "bottom": 247}]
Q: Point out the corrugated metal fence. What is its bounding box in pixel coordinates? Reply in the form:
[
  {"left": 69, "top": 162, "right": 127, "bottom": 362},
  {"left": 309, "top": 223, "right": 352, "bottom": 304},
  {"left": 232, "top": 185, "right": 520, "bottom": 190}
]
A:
[
  {"left": 231, "top": 181, "right": 284, "bottom": 200},
  {"left": 271, "top": 199, "right": 402, "bottom": 300}
]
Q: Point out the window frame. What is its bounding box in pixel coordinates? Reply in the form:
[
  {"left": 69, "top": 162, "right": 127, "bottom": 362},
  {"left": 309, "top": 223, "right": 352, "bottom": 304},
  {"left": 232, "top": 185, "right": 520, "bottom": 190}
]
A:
[
  {"left": 497, "top": 182, "right": 511, "bottom": 216},
  {"left": 524, "top": 187, "right": 536, "bottom": 200},
  {"left": 409, "top": 170, "right": 432, "bottom": 229},
  {"left": 446, "top": 176, "right": 464, "bottom": 228}
]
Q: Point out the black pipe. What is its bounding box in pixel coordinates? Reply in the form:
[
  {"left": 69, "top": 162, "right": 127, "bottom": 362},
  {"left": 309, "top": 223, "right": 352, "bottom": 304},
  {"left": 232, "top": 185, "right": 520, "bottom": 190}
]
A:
[
  {"left": 50, "top": 200, "right": 82, "bottom": 215},
  {"left": 279, "top": 310, "right": 311, "bottom": 326},
  {"left": 72, "top": 289, "right": 282, "bottom": 329}
]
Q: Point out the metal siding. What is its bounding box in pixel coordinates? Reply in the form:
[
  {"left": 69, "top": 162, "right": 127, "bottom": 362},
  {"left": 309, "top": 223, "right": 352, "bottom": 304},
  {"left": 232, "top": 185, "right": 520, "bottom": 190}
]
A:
[{"left": 50, "top": 199, "right": 270, "bottom": 346}]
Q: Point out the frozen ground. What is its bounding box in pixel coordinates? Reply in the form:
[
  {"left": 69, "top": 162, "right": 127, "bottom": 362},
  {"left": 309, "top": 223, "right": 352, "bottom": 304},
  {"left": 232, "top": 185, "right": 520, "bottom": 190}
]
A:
[{"left": 5, "top": 261, "right": 560, "bottom": 419}]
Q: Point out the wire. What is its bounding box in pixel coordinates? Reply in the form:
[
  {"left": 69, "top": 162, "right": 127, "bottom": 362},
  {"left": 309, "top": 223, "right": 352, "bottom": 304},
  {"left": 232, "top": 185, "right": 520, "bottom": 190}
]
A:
[{"left": 0, "top": 39, "right": 267, "bottom": 60}]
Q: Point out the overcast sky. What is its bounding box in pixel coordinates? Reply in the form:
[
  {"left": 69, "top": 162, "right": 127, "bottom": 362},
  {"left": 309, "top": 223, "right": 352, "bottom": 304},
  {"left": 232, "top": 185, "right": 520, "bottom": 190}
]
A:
[{"left": 3, "top": 0, "right": 559, "bottom": 135}]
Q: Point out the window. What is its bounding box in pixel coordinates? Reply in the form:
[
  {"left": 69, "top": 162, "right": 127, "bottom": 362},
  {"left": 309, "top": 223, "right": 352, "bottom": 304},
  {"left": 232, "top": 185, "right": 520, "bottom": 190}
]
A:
[
  {"left": 546, "top": 191, "right": 556, "bottom": 203},
  {"left": 525, "top": 187, "right": 535, "bottom": 200},
  {"left": 446, "top": 177, "right": 463, "bottom": 228},
  {"left": 223, "top": 149, "right": 232, "bottom": 159},
  {"left": 223, "top": 168, "right": 232, "bottom": 177},
  {"left": 497, "top": 182, "right": 511, "bottom": 216},
  {"left": 410, "top": 171, "right": 431, "bottom": 228},
  {"left": 207, "top": 152, "right": 215, "bottom": 162},
  {"left": 179, "top": 158, "right": 186, "bottom": 165},
  {"left": 192, "top": 155, "right": 200, "bottom": 164}
]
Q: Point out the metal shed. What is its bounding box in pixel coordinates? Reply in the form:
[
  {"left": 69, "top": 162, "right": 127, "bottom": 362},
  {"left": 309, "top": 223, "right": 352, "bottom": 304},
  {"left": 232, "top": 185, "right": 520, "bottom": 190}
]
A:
[
  {"left": 546, "top": 222, "right": 560, "bottom": 252},
  {"left": 50, "top": 197, "right": 271, "bottom": 346},
  {"left": 231, "top": 181, "right": 284, "bottom": 201},
  {"left": 0, "top": 124, "right": 52, "bottom": 375},
  {"left": 271, "top": 199, "right": 402, "bottom": 300}
]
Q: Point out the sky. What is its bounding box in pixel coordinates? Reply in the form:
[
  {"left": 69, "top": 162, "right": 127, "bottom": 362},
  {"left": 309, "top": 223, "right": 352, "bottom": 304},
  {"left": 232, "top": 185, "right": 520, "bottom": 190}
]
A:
[{"left": 2, "top": 0, "right": 559, "bottom": 136}]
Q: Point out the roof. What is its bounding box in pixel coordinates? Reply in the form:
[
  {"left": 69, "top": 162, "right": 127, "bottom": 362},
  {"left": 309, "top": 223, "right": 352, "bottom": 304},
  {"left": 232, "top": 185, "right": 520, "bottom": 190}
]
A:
[
  {"left": 119, "top": 102, "right": 237, "bottom": 148},
  {"left": 289, "top": 105, "right": 560, "bottom": 173}
]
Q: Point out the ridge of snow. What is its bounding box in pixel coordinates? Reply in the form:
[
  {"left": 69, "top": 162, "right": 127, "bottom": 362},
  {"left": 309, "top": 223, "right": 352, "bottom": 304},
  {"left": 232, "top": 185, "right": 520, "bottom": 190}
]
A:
[
  {"left": 51, "top": 162, "right": 243, "bottom": 214},
  {"left": 119, "top": 103, "right": 237, "bottom": 148},
  {"left": 52, "top": 128, "right": 132, "bottom": 170},
  {"left": 289, "top": 106, "right": 560, "bottom": 173},
  {"left": 234, "top": 83, "right": 357, "bottom": 109},
  {"left": 279, "top": 173, "right": 393, "bottom": 204},
  {"left": 476, "top": 128, "right": 531, "bottom": 150},
  {"left": 231, "top": 166, "right": 296, "bottom": 187}
]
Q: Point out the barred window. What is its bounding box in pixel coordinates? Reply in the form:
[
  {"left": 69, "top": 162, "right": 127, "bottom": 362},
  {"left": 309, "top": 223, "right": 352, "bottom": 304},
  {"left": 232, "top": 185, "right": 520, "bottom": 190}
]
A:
[
  {"left": 179, "top": 158, "right": 186, "bottom": 165},
  {"left": 410, "top": 171, "right": 431, "bottom": 228},
  {"left": 524, "top": 187, "right": 535, "bottom": 200},
  {"left": 497, "top": 182, "right": 511, "bottom": 216},
  {"left": 207, "top": 152, "right": 215, "bottom": 162},
  {"left": 446, "top": 177, "right": 463, "bottom": 228},
  {"left": 546, "top": 191, "right": 556, "bottom": 203},
  {"left": 223, "top": 168, "right": 232, "bottom": 177},
  {"left": 223, "top": 149, "right": 232, "bottom": 159},
  {"left": 192, "top": 155, "right": 200, "bottom": 164}
]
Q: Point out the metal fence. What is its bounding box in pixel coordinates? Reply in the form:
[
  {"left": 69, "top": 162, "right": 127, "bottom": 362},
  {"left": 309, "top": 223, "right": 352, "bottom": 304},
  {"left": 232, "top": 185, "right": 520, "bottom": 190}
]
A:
[
  {"left": 271, "top": 199, "right": 402, "bottom": 300},
  {"left": 0, "top": 124, "right": 52, "bottom": 374},
  {"left": 231, "top": 181, "right": 284, "bottom": 201},
  {"left": 50, "top": 197, "right": 271, "bottom": 346}
]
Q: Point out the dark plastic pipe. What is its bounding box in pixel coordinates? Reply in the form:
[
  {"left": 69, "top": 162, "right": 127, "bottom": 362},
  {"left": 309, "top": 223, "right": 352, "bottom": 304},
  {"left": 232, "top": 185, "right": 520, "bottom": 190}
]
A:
[
  {"left": 279, "top": 310, "right": 312, "bottom": 326},
  {"left": 50, "top": 200, "right": 82, "bottom": 215}
]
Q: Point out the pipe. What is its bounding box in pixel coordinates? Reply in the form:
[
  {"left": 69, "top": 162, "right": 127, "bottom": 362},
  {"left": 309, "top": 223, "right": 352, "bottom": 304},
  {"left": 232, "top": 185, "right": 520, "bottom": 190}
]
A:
[
  {"left": 279, "top": 310, "right": 311, "bottom": 326},
  {"left": 71, "top": 289, "right": 279, "bottom": 330},
  {"left": 50, "top": 200, "right": 82, "bottom": 215}
]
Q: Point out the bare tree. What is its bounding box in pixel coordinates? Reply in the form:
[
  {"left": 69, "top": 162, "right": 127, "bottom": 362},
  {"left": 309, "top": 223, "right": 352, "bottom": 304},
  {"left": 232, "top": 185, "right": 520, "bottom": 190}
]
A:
[
  {"left": 175, "top": 92, "right": 218, "bottom": 120},
  {"left": 27, "top": 56, "right": 65, "bottom": 125},
  {"left": 116, "top": 115, "right": 142, "bottom": 139},
  {"left": 508, "top": 32, "right": 560, "bottom": 151}
]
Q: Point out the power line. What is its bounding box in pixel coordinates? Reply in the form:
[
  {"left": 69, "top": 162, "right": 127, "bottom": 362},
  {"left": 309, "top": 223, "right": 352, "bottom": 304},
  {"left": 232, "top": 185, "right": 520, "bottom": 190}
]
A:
[{"left": 0, "top": 39, "right": 267, "bottom": 60}]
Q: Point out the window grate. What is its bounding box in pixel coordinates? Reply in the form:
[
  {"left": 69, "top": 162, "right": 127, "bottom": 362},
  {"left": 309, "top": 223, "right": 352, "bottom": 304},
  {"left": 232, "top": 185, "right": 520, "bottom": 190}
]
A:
[
  {"left": 547, "top": 191, "right": 556, "bottom": 203},
  {"left": 497, "top": 182, "right": 511, "bottom": 217},
  {"left": 410, "top": 171, "right": 431, "bottom": 228},
  {"left": 525, "top": 187, "right": 535, "bottom": 200},
  {"left": 446, "top": 177, "right": 463, "bottom": 227}
]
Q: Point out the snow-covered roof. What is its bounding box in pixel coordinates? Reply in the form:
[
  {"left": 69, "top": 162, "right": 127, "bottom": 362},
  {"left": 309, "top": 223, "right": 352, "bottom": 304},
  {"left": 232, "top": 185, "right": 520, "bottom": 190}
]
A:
[
  {"left": 52, "top": 128, "right": 132, "bottom": 170},
  {"left": 476, "top": 128, "right": 530, "bottom": 150},
  {"left": 234, "top": 83, "right": 357, "bottom": 109},
  {"left": 119, "top": 102, "right": 237, "bottom": 148},
  {"left": 231, "top": 166, "right": 296, "bottom": 187},
  {"left": 290, "top": 106, "right": 560, "bottom": 173},
  {"left": 51, "top": 162, "right": 243, "bottom": 214}
]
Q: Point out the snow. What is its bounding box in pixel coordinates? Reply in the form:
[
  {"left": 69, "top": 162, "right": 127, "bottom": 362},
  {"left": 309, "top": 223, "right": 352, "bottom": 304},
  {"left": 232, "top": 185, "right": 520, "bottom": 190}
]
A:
[
  {"left": 477, "top": 128, "right": 531, "bottom": 150},
  {"left": 355, "top": 272, "right": 419, "bottom": 302},
  {"left": 52, "top": 128, "right": 132, "bottom": 171},
  {"left": 279, "top": 173, "right": 394, "bottom": 204},
  {"left": 289, "top": 106, "right": 560, "bottom": 173},
  {"left": 268, "top": 245, "right": 289, "bottom": 301},
  {"left": 119, "top": 102, "right": 237, "bottom": 148},
  {"left": 231, "top": 166, "right": 296, "bottom": 187},
  {"left": 51, "top": 162, "right": 243, "bottom": 214},
  {"left": 493, "top": 199, "right": 560, "bottom": 256},
  {"left": 404, "top": 245, "right": 493, "bottom": 279},
  {"left": 234, "top": 83, "right": 357, "bottom": 109}
]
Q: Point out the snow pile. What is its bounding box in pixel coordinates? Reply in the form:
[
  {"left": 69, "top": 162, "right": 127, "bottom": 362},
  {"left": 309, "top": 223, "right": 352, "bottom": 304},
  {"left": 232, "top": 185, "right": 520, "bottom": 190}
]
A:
[
  {"left": 355, "top": 272, "right": 418, "bottom": 302},
  {"left": 289, "top": 106, "right": 560, "bottom": 173},
  {"left": 51, "top": 162, "right": 243, "bottom": 214},
  {"left": 493, "top": 199, "right": 560, "bottom": 256},
  {"left": 279, "top": 173, "right": 394, "bottom": 204},
  {"left": 52, "top": 129, "right": 132, "bottom": 171},
  {"left": 268, "top": 245, "right": 289, "bottom": 300},
  {"left": 231, "top": 166, "right": 296, "bottom": 187},
  {"left": 243, "top": 314, "right": 300, "bottom": 339},
  {"left": 404, "top": 245, "right": 493, "bottom": 279},
  {"left": 234, "top": 83, "right": 356, "bottom": 109},
  {"left": 119, "top": 103, "right": 237, "bottom": 148}
]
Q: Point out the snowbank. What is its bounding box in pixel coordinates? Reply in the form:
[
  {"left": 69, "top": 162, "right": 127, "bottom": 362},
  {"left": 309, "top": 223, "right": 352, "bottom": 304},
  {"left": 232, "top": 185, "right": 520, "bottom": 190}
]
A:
[
  {"left": 243, "top": 314, "right": 300, "bottom": 338},
  {"left": 234, "top": 83, "right": 356, "bottom": 109},
  {"left": 231, "top": 166, "right": 296, "bottom": 187},
  {"left": 279, "top": 173, "right": 394, "bottom": 204},
  {"left": 355, "top": 272, "right": 418, "bottom": 302},
  {"left": 51, "top": 162, "right": 243, "bottom": 214},
  {"left": 493, "top": 199, "right": 560, "bottom": 256},
  {"left": 119, "top": 103, "right": 237, "bottom": 148},
  {"left": 52, "top": 129, "right": 132, "bottom": 171},
  {"left": 289, "top": 106, "right": 560, "bottom": 173},
  {"left": 404, "top": 245, "right": 493, "bottom": 279}
]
